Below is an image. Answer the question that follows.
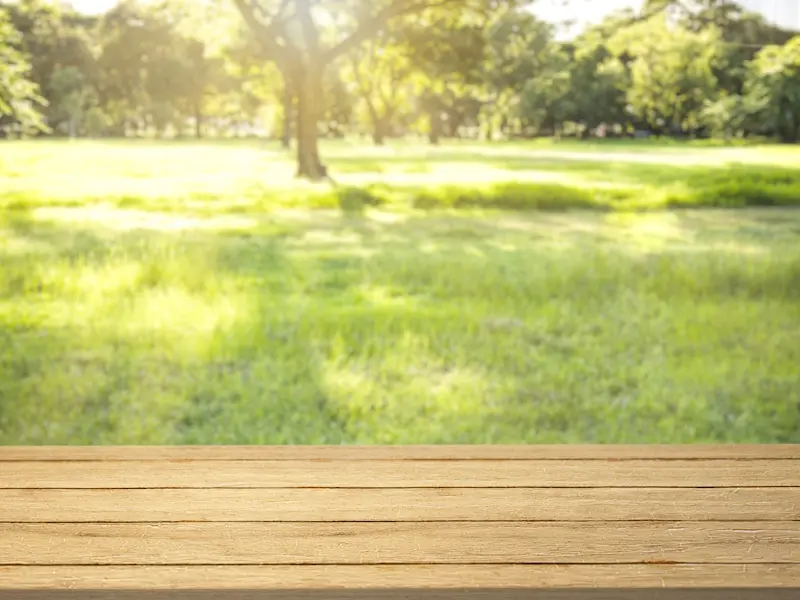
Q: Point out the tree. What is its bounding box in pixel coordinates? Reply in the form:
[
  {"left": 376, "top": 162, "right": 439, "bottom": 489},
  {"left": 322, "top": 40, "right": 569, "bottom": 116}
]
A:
[
  {"left": 515, "top": 47, "right": 572, "bottom": 136},
  {"left": 84, "top": 105, "right": 112, "bottom": 137},
  {"left": 562, "top": 24, "right": 628, "bottom": 137},
  {"left": 159, "top": 0, "right": 248, "bottom": 139},
  {"left": 232, "top": 0, "right": 522, "bottom": 179},
  {"left": 2, "top": 0, "right": 96, "bottom": 135},
  {"left": 7, "top": 0, "right": 797, "bottom": 145},
  {"left": 345, "top": 26, "right": 413, "bottom": 145},
  {"left": 224, "top": 26, "right": 288, "bottom": 142},
  {"left": 607, "top": 13, "right": 723, "bottom": 135},
  {"left": 744, "top": 36, "right": 800, "bottom": 142},
  {"left": 49, "top": 66, "right": 93, "bottom": 137},
  {"left": 701, "top": 93, "right": 746, "bottom": 139},
  {"left": 399, "top": 11, "right": 486, "bottom": 142},
  {"left": 321, "top": 67, "right": 355, "bottom": 138},
  {"left": 482, "top": 9, "right": 563, "bottom": 138},
  {"left": 97, "top": 1, "right": 156, "bottom": 135},
  {"left": 97, "top": 0, "right": 218, "bottom": 138},
  {"left": 0, "top": 7, "right": 46, "bottom": 136},
  {"left": 641, "top": 0, "right": 795, "bottom": 139},
  {"left": 645, "top": 0, "right": 794, "bottom": 95}
]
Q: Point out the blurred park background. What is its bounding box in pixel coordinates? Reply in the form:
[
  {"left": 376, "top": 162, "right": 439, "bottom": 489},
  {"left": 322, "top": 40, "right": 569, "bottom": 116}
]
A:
[{"left": 1, "top": 0, "right": 799, "bottom": 444}]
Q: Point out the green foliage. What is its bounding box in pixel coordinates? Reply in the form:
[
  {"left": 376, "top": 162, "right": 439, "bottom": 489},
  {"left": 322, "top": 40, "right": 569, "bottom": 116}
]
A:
[
  {"left": 562, "top": 30, "right": 627, "bottom": 133},
  {"left": 701, "top": 94, "right": 746, "bottom": 138},
  {"left": 400, "top": 12, "right": 488, "bottom": 139},
  {"left": 744, "top": 36, "right": 800, "bottom": 143},
  {"left": 2, "top": 0, "right": 800, "bottom": 153},
  {"left": 0, "top": 7, "right": 47, "bottom": 135},
  {"left": 48, "top": 66, "right": 94, "bottom": 136},
  {"left": 3, "top": 0, "right": 96, "bottom": 134},
  {"left": 483, "top": 9, "right": 566, "bottom": 136},
  {"left": 97, "top": 1, "right": 231, "bottom": 137},
  {"left": 82, "top": 106, "right": 112, "bottom": 137},
  {"left": 515, "top": 60, "right": 572, "bottom": 134},
  {"left": 607, "top": 13, "right": 723, "bottom": 133},
  {"left": 342, "top": 25, "right": 415, "bottom": 143}
]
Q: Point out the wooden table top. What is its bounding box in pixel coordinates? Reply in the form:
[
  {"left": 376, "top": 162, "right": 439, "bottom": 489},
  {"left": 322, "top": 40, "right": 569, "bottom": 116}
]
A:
[{"left": 1, "top": 445, "right": 798, "bottom": 599}]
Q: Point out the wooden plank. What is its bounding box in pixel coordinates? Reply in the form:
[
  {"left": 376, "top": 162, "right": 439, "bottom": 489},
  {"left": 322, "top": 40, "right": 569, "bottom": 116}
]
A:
[
  {"left": 2, "top": 522, "right": 798, "bottom": 565},
  {"left": 1, "top": 460, "right": 798, "bottom": 489},
  {"left": 2, "top": 565, "right": 800, "bottom": 589},
  {"left": 2, "top": 445, "right": 798, "bottom": 461},
  {"left": 3, "top": 488, "right": 798, "bottom": 522},
  {"left": 2, "top": 593, "right": 795, "bottom": 600}
]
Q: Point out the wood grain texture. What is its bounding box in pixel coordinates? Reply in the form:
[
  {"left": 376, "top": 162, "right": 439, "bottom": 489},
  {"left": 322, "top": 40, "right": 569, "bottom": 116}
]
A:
[
  {"left": 2, "top": 460, "right": 798, "bottom": 488},
  {"left": 2, "top": 446, "right": 799, "bottom": 461},
  {"left": 2, "top": 565, "right": 800, "bottom": 589},
  {"left": 2, "top": 522, "right": 798, "bottom": 565},
  {"left": 3, "top": 488, "right": 798, "bottom": 522},
  {"left": 2, "top": 446, "right": 798, "bottom": 594},
  {"left": 2, "top": 591, "right": 799, "bottom": 600}
]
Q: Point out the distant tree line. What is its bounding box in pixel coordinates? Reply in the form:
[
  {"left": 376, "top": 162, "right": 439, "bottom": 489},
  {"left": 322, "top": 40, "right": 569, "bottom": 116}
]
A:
[{"left": 1, "top": 0, "right": 798, "bottom": 177}]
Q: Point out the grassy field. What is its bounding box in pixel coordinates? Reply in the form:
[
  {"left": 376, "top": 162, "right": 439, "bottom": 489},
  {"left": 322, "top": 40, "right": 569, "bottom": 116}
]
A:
[
  {"left": 3, "top": 138, "right": 800, "bottom": 212},
  {"left": 1, "top": 140, "right": 799, "bottom": 444}
]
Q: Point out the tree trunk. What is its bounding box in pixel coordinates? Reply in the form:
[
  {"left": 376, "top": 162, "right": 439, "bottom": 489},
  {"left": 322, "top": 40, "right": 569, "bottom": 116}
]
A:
[
  {"left": 282, "top": 82, "right": 292, "bottom": 149},
  {"left": 779, "top": 105, "right": 799, "bottom": 143},
  {"left": 295, "top": 66, "right": 326, "bottom": 180},
  {"left": 194, "top": 104, "right": 203, "bottom": 139},
  {"left": 372, "top": 118, "right": 387, "bottom": 145},
  {"left": 141, "top": 113, "right": 150, "bottom": 137},
  {"left": 483, "top": 122, "right": 493, "bottom": 141},
  {"left": 447, "top": 112, "right": 463, "bottom": 138},
  {"left": 429, "top": 110, "right": 442, "bottom": 146}
]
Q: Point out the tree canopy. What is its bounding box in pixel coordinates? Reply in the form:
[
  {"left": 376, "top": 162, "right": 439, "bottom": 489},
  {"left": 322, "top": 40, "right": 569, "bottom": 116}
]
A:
[{"left": 0, "top": 6, "right": 47, "bottom": 135}]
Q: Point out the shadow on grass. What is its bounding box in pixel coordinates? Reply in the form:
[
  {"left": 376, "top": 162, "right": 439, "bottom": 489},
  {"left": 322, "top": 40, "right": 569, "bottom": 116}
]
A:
[
  {"left": 322, "top": 163, "right": 800, "bottom": 211},
  {"left": 0, "top": 216, "right": 348, "bottom": 445}
]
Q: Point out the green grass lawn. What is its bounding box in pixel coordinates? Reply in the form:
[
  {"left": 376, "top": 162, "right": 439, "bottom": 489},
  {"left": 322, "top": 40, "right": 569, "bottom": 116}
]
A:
[
  {"left": 1, "top": 140, "right": 799, "bottom": 443},
  {"left": 3, "top": 138, "right": 800, "bottom": 212}
]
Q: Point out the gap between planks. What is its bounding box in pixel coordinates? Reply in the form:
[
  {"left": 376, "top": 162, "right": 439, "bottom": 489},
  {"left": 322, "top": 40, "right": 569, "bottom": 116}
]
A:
[
  {"left": 2, "top": 488, "right": 798, "bottom": 522},
  {"left": 1, "top": 522, "right": 798, "bottom": 565},
  {"left": 2, "top": 460, "right": 799, "bottom": 488}
]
